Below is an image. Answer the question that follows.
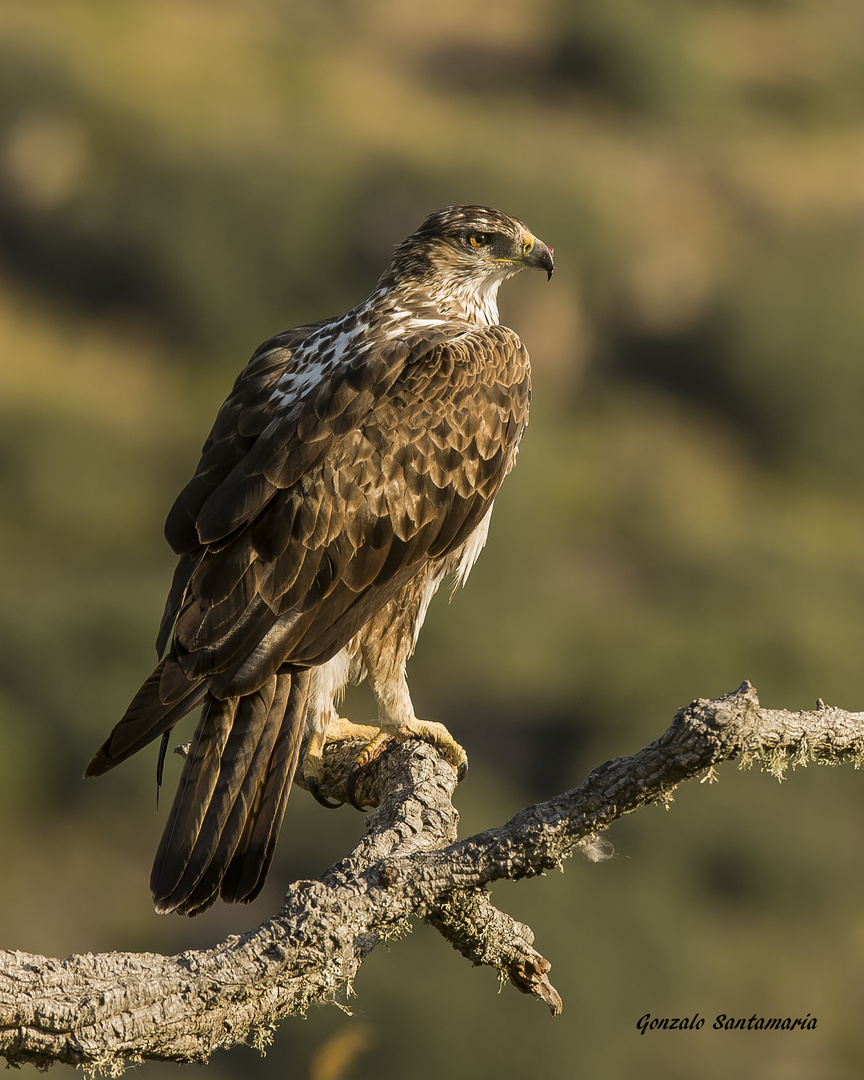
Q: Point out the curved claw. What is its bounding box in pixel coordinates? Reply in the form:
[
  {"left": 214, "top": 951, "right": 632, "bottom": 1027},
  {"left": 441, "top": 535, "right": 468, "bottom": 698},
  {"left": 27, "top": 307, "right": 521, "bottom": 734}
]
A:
[
  {"left": 346, "top": 764, "right": 370, "bottom": 812},
  {"left": 456, "top": 759, "right": 468, "bottom": 783},
  {"left": 306, "top": 775, "right": 345, "bottom": 809}
]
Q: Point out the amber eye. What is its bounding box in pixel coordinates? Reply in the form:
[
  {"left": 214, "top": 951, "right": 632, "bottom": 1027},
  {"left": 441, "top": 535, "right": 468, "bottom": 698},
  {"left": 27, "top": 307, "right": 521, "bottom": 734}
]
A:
[{"left": 467, "top": 232, "right": 489, "bottom": 248}]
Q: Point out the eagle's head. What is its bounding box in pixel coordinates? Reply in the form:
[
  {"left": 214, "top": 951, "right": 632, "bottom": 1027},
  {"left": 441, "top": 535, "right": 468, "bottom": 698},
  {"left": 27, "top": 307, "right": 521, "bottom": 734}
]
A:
[{"left": 380, "top": 205, "right": 554, "bottom": 324}]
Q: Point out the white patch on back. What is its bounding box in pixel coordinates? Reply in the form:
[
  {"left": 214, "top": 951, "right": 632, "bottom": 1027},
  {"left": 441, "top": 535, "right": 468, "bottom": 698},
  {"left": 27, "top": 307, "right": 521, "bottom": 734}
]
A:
[{"left": 267, "top": 301, "right": 374, "bottom": 408}]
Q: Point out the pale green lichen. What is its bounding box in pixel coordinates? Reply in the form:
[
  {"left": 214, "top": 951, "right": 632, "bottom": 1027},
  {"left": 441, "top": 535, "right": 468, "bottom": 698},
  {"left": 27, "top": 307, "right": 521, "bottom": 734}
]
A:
[
  {"left": 249, "top": 1022, "right": 276, "bottom": 1055},
  {"left": 381, "top": 917, "right": 412, "bottom": 943},
  {"left": 78, "top": 1051, "right": 141, "bottom": 1079},
  {"left": 739, "top": 731, "right": 864, "bottom": 780}
]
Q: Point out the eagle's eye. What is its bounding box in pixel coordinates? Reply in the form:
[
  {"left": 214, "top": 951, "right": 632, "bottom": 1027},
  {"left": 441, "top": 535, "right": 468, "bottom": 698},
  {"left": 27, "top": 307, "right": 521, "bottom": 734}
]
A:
[{"left": 466, "top": 232, "right": 490, "bottom": 248}]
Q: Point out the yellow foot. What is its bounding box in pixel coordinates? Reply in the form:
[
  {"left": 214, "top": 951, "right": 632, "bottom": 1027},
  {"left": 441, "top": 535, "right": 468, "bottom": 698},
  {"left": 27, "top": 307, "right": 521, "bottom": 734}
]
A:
[
  {"left": 302, "top": 719, "right": 380, "bottom": 808},
  {"left": 391, "top": 718, "right": 468, "bottom": 779},
  {"left": 347, "top": 719, "right": 468, "bottom": 810}
]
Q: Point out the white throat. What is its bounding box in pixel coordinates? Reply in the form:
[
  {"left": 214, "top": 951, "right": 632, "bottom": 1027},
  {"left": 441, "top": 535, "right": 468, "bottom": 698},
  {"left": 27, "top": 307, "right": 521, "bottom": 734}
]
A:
[{"left": 428, "top": 265, "right": 518, "bottom": 326}]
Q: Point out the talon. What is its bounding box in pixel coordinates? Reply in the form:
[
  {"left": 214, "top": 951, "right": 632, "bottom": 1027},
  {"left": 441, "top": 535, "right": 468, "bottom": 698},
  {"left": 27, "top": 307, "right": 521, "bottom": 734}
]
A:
[
  {"left": 307, "top": 775, "right": 344, "bottom": 809},
  {"left": 346, "top": 764, "right": 369, "bottom": 811},
  {"left": 456, "top": 759, "right": 468, "bottom": 783}
]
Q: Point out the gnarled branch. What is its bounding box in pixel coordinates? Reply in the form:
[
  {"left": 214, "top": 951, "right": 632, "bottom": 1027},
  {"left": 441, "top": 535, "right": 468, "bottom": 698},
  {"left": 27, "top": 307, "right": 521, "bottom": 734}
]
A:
[{"left": 2, "top": 681, "right": 862, "bottom": 1070}]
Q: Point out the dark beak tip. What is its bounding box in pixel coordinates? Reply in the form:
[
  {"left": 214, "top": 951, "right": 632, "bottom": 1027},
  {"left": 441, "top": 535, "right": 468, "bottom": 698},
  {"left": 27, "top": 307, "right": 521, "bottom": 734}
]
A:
[{"left": 539, "top": 242, "right": 554, "bottom": 281}]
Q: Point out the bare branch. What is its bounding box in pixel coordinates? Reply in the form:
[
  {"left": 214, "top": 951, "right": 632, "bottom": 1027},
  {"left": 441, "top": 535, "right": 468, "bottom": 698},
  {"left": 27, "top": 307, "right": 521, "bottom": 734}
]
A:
[{"left": 2, "top": 682, "right": 862, "bottom": 1070}]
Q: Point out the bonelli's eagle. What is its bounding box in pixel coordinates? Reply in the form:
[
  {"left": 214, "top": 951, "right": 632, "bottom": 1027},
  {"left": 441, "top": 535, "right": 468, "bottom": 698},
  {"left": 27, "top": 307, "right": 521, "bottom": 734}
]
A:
[{"left": 87, "top": 205, "right": 554, "bottom": 916}]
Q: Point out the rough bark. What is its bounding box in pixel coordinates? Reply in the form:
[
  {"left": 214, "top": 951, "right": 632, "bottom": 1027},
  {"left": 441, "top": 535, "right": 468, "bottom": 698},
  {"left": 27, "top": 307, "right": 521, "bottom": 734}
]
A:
[{"left": 2, "top": 681, "right": 863, "bottom": 1071}]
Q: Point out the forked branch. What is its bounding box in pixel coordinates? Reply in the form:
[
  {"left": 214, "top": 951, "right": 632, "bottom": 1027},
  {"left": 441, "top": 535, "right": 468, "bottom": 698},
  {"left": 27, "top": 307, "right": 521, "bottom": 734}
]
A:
[{"left": 2, "top": 681, "right": 862, "bottom": 1071}]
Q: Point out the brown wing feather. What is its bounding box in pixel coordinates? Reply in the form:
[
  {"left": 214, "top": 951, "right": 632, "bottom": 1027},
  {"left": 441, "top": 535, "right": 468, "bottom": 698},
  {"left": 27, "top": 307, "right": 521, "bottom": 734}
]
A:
[
  {"left": 164, "top": 321, "right": 330, "bottom": 556},
  {"left": 84, "top": 658, "right": 208, "bottom": 775},
  {"left": 160, "top": 326, "right": 528, "bottom": 699}
]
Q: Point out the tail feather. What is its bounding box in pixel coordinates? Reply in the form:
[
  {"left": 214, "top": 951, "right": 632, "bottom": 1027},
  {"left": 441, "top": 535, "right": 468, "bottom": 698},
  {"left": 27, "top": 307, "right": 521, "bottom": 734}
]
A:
[
  {"left": 221, "top": 670, "right": 310, "bottom": 904},
  {"left": 150, "top": 670, "right": 309, "bottom": 916},
  {"left": 150, "top": 681, "right": 278, "bottom": 911}
]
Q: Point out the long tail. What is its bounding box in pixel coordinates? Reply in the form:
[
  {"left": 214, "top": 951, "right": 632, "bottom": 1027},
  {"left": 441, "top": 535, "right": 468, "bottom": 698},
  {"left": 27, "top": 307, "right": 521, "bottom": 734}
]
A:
[{"left": 150, "top": 669, "right": 310, "bottom": 916}]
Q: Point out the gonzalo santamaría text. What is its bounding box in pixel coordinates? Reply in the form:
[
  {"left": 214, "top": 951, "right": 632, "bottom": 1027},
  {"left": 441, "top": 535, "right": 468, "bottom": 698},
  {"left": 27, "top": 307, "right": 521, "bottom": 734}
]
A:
[{"left": 636, "top": 1012, "right": 817, "bottom": 1035}]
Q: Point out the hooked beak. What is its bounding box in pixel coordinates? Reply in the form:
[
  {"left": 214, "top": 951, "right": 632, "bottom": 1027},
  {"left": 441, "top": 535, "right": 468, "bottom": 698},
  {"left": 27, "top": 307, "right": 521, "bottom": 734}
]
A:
[{"left": 520, "top": 235, "right": 555, "bottom": 281}]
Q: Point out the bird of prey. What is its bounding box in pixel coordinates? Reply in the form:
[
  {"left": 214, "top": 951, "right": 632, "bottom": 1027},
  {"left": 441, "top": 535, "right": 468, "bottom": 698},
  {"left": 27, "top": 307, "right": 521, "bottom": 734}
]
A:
[{"left": 86, "top": 205, "right": 554, "bottom": 916}]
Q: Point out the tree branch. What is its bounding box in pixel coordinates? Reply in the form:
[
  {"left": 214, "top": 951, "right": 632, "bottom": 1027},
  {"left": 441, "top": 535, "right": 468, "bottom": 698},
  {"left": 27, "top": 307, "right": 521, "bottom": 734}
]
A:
[{"left": 2, "top": 681, "right": 862, "bottom": 1070}]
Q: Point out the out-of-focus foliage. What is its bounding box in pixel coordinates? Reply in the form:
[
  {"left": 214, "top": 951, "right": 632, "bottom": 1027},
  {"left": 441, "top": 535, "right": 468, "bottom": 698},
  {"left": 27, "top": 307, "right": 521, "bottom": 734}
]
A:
[{"left": 2, "top": 1, "right": 864, "bottom": 1077}]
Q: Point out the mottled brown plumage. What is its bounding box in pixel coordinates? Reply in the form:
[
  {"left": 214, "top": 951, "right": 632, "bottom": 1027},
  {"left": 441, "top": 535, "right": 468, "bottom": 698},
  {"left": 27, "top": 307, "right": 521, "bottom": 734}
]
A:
[{"left": 86, "top": 205, "right": 553, "bottom": 916}]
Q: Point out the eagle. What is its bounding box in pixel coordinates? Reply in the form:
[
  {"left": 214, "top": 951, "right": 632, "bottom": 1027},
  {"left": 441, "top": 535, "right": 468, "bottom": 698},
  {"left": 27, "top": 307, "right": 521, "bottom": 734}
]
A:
[{"left": 86, "top": 205, "right": 554, "bottom": 916}]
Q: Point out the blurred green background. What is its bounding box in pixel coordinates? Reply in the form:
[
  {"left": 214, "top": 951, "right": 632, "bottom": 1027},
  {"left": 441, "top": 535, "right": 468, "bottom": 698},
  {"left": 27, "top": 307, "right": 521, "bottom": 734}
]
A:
[{"left": 3, "top": 0, "right": 864, "bottom": 1077}]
